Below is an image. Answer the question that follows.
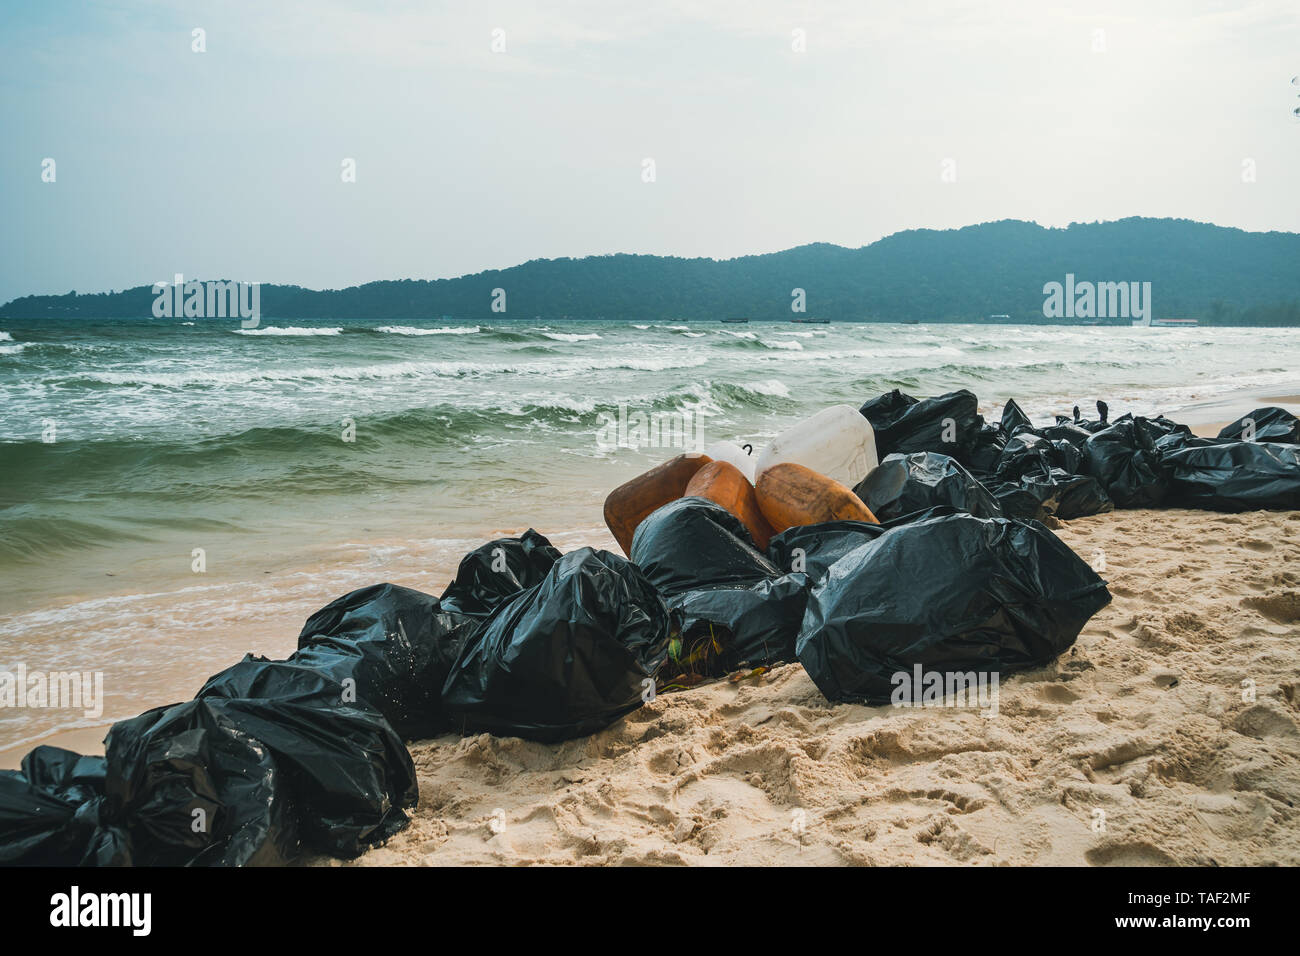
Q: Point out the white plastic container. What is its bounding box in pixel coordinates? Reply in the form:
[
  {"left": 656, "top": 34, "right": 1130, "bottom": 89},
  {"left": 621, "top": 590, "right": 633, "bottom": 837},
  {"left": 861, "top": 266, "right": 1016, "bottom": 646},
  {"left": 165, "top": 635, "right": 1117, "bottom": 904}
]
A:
[
  {"left": 703, "top": 440, "right": 758, "bottom": 483},
  {"left": 755, "top": 404, "right": 878, "bottom": 488}
]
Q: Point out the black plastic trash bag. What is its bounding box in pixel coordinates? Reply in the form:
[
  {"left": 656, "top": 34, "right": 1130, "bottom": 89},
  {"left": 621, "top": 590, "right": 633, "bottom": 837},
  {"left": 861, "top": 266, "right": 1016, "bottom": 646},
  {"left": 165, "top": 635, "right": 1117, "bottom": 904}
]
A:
[
  {"left": 858, "top": 389, "right": 918, "bottom": 442},
  {"left": 767, "top": 519, "right": 889, "bottom": 583},
  {"left": 297, "top": 583, "right": 478, "bottom": 740},
  {"left": 0, "top": 747, "right": 123, "bottom": 866},
  {"left": 102, "top": 698, "right": 301, "bottom": 866},
  {"left": 860, "top": 389, "right": 981, "bottom": 460},
  {"left": 994, "top": 432, "right": 1077, "bottom": 481},
  {"left": 196, "top": 654, "right": 417, "bottom": 858},
  {"left": 992, "top": 433, "right": 1113, "bottom": 519},
  {"left": 853, "top": 452, "right": 1002, "bottom": 522},
  {"left": 796, "top": 513, "right": 1112, "bottom": 704},
  {"left": 441, "top": 548, "right": 673, "bottom": 742},
  {"left": 438, "top": 529, "right": 561, "bottom": 618},
  {"left": 1163, "top": 441, "right": 1300, "bottom": 511},
  {"left": 966, "top": 422, "right": 1006, "bottom": 475},
  {"left": 1216, "top": 407, "right": 1300, "bottom": 444},
  {"left": 1112, "top": 413, "right": 1190, "bottom": 445},
  {"left": 1037, "top": 421, "right": 1094, "bottom": 448},
  {"left": 767, "top": 509, "right": 963, "bottom": 582},
  {"left": 1154, "top": 430, "right": 1227, "bottom": 454},
  {"left": 1019, "top": 466, "right": 1114, "bottom": 519},
  {"left": 999, "top": 398, "right": 1034, "bottom": 438},
  {"left": 630, "top": 496, "right": 778, "bottom": 591},
  {"left": 1083, "top": 419, "right": 1168, "bottom": 508},
  {"left": 982, "top": 480, "right": 1046, "bottom": 520},
  {"left": 630, "top": 497, "right": 808, "bottom": 672}
]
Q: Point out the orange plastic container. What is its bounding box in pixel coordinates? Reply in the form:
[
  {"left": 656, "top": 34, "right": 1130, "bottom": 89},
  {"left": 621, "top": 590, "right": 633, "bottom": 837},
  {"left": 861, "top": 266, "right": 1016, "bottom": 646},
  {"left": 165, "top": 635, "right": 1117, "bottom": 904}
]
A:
[
  {"left": 604, "top": 452, "right": 712, "bottom": 555},
  {"left": 683, "top": 460, "right": 775, "bottom": 550},
  {"left": 755, "top": 462, "right": 879, "bottom": 533}
]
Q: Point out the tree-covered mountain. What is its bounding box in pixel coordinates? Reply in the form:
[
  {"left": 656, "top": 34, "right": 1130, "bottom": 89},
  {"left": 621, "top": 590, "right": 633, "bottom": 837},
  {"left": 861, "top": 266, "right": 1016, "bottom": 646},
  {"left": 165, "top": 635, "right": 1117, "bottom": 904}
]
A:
[{"left": 5, "top": 217, "right": 1299, "bottom": 324}]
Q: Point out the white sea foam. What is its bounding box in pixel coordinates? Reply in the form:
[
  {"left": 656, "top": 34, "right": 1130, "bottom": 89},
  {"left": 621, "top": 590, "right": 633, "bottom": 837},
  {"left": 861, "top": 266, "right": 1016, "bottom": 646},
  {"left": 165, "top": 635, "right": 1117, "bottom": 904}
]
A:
[
  {"left": 741, "top": 379, "right": 792, "bottom": 397},
  {"left": 542, "top": 332, "right": 602, "bottom": 342},
  {"left": 233, "top": 326, "right": 343, "bottom": 336},
  {"left": 376, "top": 325, "right": 480, "bottom": 335}
]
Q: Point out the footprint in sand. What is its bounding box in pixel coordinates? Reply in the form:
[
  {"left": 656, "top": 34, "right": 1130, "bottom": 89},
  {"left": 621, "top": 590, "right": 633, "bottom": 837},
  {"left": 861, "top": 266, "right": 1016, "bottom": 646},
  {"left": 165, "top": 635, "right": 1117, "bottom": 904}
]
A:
[
  {"left": 1242, "top": 590, "right": 1300, "bottom": 623},
  {"left": 1086, "top": 842, "right": 1177, "bottom": 866}
]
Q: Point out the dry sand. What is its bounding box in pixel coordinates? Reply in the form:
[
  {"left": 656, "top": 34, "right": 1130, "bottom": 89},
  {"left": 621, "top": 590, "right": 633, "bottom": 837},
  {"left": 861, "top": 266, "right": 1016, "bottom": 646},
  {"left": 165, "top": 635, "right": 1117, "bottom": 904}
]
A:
[{"left": 329, "top": 506, "right": 1300, "bottom": 867}]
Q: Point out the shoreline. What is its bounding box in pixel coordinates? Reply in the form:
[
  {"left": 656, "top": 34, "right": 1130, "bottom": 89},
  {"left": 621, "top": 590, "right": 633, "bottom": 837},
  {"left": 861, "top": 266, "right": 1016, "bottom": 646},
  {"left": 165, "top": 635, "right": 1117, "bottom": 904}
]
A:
[{"left": 3, "top": 392, "right": 1298, "bottom": 772}]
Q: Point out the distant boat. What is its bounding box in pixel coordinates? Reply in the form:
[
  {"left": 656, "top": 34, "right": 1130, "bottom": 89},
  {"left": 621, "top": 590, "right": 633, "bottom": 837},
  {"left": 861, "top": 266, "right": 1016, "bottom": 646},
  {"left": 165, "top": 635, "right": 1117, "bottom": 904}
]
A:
[
  {"left": 989, "top": 314, "right": 1011, "bottom": 320},
  {"left": 1132, "top": 316, "right": 1199, "bottom": 328},
  {"left": 720, "top": 317, "right": 750, "bottom": 324},
  {"left": 790, "top": 317, "right": 830, "bottom": 324}
]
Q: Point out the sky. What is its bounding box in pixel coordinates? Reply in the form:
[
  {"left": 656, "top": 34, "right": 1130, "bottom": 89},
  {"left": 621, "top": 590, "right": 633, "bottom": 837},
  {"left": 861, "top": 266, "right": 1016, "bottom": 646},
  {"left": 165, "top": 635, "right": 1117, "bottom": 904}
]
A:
[{"left": 1, "top": 0, "right": 1297, "bottom": 303}]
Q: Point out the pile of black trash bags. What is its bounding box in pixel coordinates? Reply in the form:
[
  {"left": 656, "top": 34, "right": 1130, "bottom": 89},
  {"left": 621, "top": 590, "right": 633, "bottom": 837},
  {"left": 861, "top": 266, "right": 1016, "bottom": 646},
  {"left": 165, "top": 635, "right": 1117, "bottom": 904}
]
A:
[
  {"left": 857, "top": 390, "right": 1300, "bottom": 517},
  {"left": 4, "top": 392, "right": 1297, "bottom": 867}
]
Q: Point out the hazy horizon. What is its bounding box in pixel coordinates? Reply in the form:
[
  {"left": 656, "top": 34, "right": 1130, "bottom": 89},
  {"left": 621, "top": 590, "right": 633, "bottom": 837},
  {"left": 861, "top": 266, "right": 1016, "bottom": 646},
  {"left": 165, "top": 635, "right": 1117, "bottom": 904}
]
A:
[{"left": 3, "top": 0, "right": 1298, "bottom": 303}]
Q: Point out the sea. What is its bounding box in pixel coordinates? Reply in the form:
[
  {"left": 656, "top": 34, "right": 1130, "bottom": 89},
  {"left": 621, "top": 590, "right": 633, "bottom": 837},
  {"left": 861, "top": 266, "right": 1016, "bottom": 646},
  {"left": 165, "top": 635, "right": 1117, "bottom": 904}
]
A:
[{"left": 2, "top": 316, "right": 1298, "bottom": 754}]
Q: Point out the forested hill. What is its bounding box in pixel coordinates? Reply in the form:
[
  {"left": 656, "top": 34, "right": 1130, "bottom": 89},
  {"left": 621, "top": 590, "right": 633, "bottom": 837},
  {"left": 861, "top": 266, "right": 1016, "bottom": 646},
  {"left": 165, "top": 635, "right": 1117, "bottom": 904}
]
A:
[{"left": 5, "top": 217, "right": 1299, "bottom": 324}]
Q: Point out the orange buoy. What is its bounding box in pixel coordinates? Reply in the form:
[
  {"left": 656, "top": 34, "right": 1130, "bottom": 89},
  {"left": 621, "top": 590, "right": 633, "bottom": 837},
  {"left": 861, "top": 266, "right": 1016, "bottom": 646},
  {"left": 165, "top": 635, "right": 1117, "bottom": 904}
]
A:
[
  {"left": 755, "top": 462, "right": 879, "bottom": 533},
  {"left": 684, "top": 460, "right": 776, "bottom": 550},
  {"left": 604, "top": 453, "right": 712, "bottom": 555}
]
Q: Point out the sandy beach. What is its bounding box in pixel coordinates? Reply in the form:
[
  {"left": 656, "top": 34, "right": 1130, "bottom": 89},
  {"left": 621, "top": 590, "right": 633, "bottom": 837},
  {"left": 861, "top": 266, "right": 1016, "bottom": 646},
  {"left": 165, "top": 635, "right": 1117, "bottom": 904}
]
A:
[
  {"left": 5, "top": 408, "right": 1299, "bottom": 867},
  {"left": 328, "top": 504, "right": 1300, "bottom": 866}
]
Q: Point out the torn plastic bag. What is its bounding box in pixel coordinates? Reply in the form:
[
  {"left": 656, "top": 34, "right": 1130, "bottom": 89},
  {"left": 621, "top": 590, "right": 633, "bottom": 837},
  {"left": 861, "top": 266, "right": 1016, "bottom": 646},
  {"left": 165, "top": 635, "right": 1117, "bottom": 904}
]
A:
[
  {"left": 1216, "top": 407, "right": 1300, "bottom": 444},
  {"left": 630, "top": 497, "right": 807, "bottom": 672},
  {"left": 859, "top": 389, "right": 981, "bottom": 460},
  {"left": 441, "top": 548, "right": 673, "bottom": 742},
  {"left": 195, "top": 654, "right": 417, "bottom": 858},
  {"left": 438, "top": 529, "right": 561, "bottom": 618},
  {"left": 795, "top": 513, "right": 1112, "bottom": 704},
  {"left": 0, "top": 747, "right": 124, "bottom": 866},
  {"left": 102, "top": 698, "right": 301, "bottom": 866},
  {"left": 297, "top": 583, "right": 478, "bottom": 740},
  {"left": 853, "top": 452, "right": 1002, "bottom": 522},
  {"left": 1019, "top": 466, "right": 1114, "bottom": 519},
  {"left": 1082, "top": 419, "right": 1168, "bottom": 508},
  {"left": 1163, "top": 441, "right": 1300, "bottom": 511}
]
